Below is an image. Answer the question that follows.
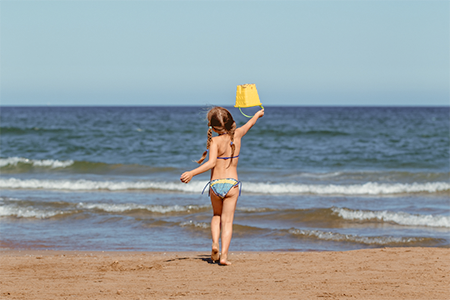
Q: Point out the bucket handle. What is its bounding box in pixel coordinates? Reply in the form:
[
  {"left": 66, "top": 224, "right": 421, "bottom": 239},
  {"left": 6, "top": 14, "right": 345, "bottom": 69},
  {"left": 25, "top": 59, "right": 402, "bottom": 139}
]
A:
[{"left": 238, "top": 105, "right": 264, "bottom": 118}]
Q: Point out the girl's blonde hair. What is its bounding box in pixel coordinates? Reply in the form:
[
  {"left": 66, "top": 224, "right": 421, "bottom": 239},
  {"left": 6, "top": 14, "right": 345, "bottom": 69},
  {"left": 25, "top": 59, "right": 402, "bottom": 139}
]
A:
[{"left": 196, "top": 107, "right": 236, "bottom": 166}]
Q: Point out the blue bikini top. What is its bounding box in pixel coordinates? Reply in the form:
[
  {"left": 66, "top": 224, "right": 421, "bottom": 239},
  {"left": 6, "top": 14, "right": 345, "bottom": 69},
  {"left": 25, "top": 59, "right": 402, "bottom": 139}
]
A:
[{"left": 217, "top": 154, "right": 239, "bottom": 160}]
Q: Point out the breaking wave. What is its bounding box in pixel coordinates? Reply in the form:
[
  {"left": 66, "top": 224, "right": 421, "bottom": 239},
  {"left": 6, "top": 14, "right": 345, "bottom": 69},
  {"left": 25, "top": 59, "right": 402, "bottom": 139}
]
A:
[
  {"left": 243, "top": 181, "right": 449, "bottom": 195},
  {"left": 288, "top": 229, "right": 440, "bottom": 246},
  {"left": 0, "top": 205, "right": 68, "bottom": 219},
  {"left": 0, "top": 157, "right": 176, "bottom": 175},
  {"left": 0, "top": 178, "right": 204, "bottom": 192},
  {"left": 76, "top": 202, "right": 209, "bottom": 214},
  {"left": 1, "top": 178, "right": 448, "bottom": 195},
  {"left": 180, "top": 220, "right": 210, "bottom": 229},
  {"left": 0, "top": 157, "right": 74, "bottom": 169},
  {"left": 332, "top": 207, "right": 450, "bottom": 228}
]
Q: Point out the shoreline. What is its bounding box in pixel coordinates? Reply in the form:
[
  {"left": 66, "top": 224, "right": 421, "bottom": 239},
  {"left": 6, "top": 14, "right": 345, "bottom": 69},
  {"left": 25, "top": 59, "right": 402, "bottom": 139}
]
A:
[{"left": 2, "top": 247, "right": 449, "bottom": 299}]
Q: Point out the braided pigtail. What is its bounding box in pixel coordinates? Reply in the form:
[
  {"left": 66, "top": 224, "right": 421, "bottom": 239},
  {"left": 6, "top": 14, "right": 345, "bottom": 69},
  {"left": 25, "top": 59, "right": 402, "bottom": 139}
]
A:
[
  {"left": 227, "top": 122, "right": 237, "bottom": 168},
  {"left": 196, "top": 127, "right": 213, "bottom": 164}
]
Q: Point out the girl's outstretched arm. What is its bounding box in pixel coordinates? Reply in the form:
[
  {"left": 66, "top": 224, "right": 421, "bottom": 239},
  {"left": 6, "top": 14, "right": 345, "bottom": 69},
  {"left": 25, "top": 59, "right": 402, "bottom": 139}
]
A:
[
  {"left": 236, "top": 108, "right": 264, "bottom": 138},
  {"left": 180, "top": 139, "right": 218, "bottom": 183}
]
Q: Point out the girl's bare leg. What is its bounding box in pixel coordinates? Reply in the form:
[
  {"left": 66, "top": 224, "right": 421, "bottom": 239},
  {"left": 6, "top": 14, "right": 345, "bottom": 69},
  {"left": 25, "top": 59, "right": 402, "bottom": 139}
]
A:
[
  {"left": 219, "top": 187, "right": 239, "bottom": 265},
  {"left": 210, "top": 192, "right": 223, "bottom": 261}
]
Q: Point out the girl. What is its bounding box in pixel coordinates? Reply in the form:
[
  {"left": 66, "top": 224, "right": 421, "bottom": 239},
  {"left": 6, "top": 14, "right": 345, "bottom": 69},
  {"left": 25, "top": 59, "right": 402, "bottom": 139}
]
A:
[{"left": 180, "top": 106, "right": 264, "bottom": 265}]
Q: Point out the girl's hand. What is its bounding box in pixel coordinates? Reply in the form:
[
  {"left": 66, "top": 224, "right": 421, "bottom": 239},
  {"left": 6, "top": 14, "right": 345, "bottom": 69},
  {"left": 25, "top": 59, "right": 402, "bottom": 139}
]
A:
[
  {"left": 180, "top": 171, "right": 193, "bottom": 183},
  {"left": 256, "top": 108, "right": 264, "bottom": 118}
]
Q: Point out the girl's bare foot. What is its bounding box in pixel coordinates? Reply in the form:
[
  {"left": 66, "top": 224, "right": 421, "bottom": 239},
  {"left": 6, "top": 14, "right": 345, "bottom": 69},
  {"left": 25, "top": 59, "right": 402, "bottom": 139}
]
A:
[
  {"left": 219, "top": 255, "right": 231, "bottom": 266},
  {"left": 211, "top": 243, "right": 220, "bottom": 262},
  {"left": 219, "top": 260, "right": 232, "bottom": 266}
]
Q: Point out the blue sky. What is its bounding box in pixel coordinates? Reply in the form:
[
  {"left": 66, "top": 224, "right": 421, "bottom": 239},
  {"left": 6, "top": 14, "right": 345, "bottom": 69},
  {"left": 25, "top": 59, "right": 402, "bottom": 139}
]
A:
[{"left": 1, "top": 0, "right": 449, "bottom": 106}]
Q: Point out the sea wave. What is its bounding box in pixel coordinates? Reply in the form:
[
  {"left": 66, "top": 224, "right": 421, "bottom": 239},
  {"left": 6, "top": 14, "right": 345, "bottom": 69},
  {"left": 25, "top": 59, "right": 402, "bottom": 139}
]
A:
[
  {"left": 332, "top": 207, "right": 450, "bottom": 228},
  {"left": 0, "top": 157, "right": 176, "bottom": 175},
  {"left": 244, "top": 181, "right": 450, "bottom": 195},
  {"left": 77, "top": 202, "right": 209, "bottom": 214},
  {"left": 294, "top": 172, "right": 343, "bottom": 179},
  {"left": 180, "top": 220, "right": 210, "bottom": 229},
  {"left": 0, "top": 201, "right": 209, "bottom": 219},
  {"left": 288, "top": 229, "right": 439, "bottom": 246},
  {"left": 288, "top": 171, "right": 450, "bottom": 183},
  {"left": 0, "top": 205, "right": 67, "bottom": 219},
  {"left": 0, "top": 126, "right": 67, "bottom": 134},
  {"left": 0, "top": 157, "right": 74, "bottom": 169},
  {"left": 1, "top": 178, "right": 448, "bottom": 195},
  {"left": 0, "top": 178, "right": 204, "bottom": 192}
]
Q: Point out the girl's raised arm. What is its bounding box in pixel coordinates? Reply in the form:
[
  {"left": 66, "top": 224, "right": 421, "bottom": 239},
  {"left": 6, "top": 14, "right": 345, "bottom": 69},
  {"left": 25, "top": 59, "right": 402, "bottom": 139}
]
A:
[{"left": 236, "top": 109, "right": 264, "bottom": 138}]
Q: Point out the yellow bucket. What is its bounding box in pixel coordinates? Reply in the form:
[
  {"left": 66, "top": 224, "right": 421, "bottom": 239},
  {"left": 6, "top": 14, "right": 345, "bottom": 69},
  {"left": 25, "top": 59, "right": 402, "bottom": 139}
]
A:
[{"left": 235, "top": 84, "right": 264, "bottom": 118}]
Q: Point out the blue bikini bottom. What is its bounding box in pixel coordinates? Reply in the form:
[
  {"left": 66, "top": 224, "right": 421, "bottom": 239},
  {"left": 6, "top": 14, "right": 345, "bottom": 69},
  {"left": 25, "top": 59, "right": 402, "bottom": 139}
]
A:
[{"left": 202, "top": 178, "right": 241, "bottom": 199}]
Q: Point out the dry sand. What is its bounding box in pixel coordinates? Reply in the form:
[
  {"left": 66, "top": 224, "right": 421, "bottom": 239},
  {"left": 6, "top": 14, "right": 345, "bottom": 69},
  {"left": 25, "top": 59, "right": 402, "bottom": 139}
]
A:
[{"left": 1, "top": 247, "right": 449, "bottom": 299}]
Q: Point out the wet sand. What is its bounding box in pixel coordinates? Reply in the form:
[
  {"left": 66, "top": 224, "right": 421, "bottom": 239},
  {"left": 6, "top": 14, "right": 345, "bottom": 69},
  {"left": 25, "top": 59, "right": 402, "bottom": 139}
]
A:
[{"left": 1, "top": 247, "right": 449, "bottom": 299}]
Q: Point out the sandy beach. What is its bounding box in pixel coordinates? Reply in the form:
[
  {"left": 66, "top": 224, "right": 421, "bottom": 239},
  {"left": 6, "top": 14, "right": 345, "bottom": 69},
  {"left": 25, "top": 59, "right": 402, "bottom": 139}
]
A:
[{"left": 1, "top": 247, "right": 448, "bottom": 299}]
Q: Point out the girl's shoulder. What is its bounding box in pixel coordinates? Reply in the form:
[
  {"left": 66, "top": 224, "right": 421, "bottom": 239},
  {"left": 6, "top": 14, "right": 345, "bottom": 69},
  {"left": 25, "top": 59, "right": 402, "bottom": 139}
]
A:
[
  {"left": 235, "top": 127, "right": 245, "bottom": 138},
  {"left": 211, "top": 134, "right": 236, "bottom": 146}
]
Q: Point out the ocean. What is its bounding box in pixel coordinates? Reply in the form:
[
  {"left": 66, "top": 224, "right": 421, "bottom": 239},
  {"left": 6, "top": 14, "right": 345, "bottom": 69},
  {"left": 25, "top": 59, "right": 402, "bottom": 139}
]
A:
[{"left": 0, "top": 106, "right": 449, "bottom": 252}]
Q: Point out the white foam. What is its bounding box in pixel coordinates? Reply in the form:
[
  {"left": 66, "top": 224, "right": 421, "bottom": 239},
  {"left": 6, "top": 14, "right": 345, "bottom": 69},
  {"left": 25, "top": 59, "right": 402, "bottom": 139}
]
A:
[
  {"left": 180, "top": 220, "right": 210, "bottom": 229},
  {"left": 289, "top": 229, "right": 426, "bottom": 245},
  {"left": 237, "top": 207, "right": 270, "bottom": 212},
  {"left": 77, "top": 202, "right": 207, "bottom": 213},
  {"left": 296, "top": 172, "right": 342, "bottom": 179},
  {"left": 0, "top": 157, "right": 74, "bottom": 168},
  {"left": 0, "top": 205, "right": 64, "bottom": 219},
  {"left": 1, "top": 178, "right": 448, "bottom": 195},
  {"left": 0, "top": 178, "right": 206, "bottom": 192},
  {"left": 333, "top": 207, "right": 450, "bottom": 228},
  {"left": 243, "top": 181, "right": 450, "bottom": 195}
]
